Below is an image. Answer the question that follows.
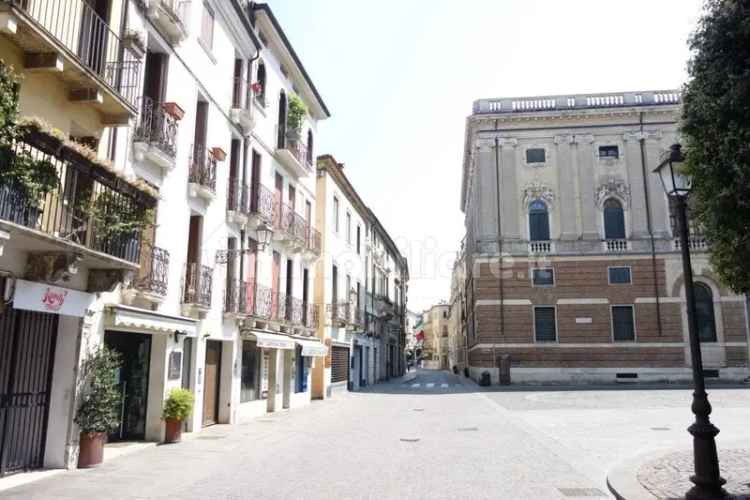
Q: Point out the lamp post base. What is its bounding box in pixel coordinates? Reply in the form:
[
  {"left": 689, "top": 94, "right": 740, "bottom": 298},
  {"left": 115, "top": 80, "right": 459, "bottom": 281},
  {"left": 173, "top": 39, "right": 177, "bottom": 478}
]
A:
[{"left": 685, "top": 419, "right": 728, "bottom": 500}]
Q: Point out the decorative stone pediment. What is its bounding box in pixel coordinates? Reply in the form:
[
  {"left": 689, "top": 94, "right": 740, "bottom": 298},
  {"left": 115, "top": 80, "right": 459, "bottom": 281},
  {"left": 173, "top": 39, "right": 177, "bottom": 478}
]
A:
[
  {"left": 522, "top": 182, "right": 555, "bottom": 209},
  {"left": 595, "top": 177, "right": 631, "bottom": 207}
]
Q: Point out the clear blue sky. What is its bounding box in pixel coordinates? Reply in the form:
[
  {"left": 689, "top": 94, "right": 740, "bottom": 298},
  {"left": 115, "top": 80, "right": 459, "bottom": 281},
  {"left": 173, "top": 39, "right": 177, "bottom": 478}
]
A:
[{"left": 266, "top": 0, "right": 704, "bottom": 312}]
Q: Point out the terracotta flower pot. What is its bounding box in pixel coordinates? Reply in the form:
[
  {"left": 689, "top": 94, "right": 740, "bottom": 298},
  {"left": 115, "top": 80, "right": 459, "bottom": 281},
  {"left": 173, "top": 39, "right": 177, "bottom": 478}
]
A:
[
  {"left": 211, "top": 147, "right": 227, "bottom": 162},
  {"left": 78, "top": 432, "right": 105, "bottom": 468},
  {"left": 162, "top": 102, "right": 185, "bottom": 121},
  {"left": 164, "top": 418, "right": 183, "bottom": 443}
]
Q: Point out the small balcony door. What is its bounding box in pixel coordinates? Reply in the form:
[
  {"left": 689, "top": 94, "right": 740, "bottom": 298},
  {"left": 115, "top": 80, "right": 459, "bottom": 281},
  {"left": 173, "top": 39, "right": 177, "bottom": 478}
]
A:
[
  {"left": 285, "top": 259, "right": 293, "bottom": 320},
  {"left": 250, "top": 148, "right": 261, "bottom": 212},
  {"left": 271, "top": 251, "right": 281, "bottom": 318},
  {"left": 302, "top": 268, "right": 309, "bottom": 326},
  {"left": 274, "top": 173, "right": 283, "bottom": 227},
  {"left": 277, "top": 91, "right": 287, "bottom": 149},
  {"left": 194, "top": 100, "right": 209, "bottom": 160},
  {"left": 245, "top": 238, "right": 257, "bottom": 313}
]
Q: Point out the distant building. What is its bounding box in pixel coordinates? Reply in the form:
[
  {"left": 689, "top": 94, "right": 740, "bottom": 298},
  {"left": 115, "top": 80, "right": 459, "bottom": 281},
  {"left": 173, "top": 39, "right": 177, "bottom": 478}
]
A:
[
  {"left": 421, "top": 304, "right": 450, "bottom": 369},
  {"left": 460, "top": 90, "right": 749, "bottom": 383}
]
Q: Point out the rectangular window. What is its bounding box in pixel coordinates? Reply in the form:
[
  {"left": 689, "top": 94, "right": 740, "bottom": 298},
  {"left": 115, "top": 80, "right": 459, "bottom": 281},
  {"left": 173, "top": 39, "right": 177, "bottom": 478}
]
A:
[
  {"left": 200, "top": 2, "right": 215, "bottom": 49},
  {"left": 346, "top": 212, "right": 352, "bottom": 244},
  {"left": 608, "top": 266, "right": 632, "bottom": 284},
  {"left": 534, "top": 307, "right": 557, "bottom": 342},
  {"left": 526, "top": 148, "right": 546, "bottom": 163},
  {"left": 532, "top": 268, "right": 555, "bottom": 287},
  {"left": 612, "top": 306, "right": 635, "bottom": 341},
  {"left": 241, "top": 340, "right": 260, "bottom": 402},
  {"left": 356, "top": 225, "right": 361, "bottom": 254},
  {"left": 599, "top": 145, "right": 619, "bottom": 159},
  {"left": 333, "top": 196, "right": 339, "bottom": 234}
]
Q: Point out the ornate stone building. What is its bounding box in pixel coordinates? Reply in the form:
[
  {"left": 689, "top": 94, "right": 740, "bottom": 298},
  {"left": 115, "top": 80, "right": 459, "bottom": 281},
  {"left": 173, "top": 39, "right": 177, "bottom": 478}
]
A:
[{"left": 461, "top": 90, "right": 750, "bottom": 383}]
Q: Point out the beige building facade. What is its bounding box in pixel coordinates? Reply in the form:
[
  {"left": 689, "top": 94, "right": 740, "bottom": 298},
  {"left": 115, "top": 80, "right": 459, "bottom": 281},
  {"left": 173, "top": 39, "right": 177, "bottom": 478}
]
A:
[{"left": 461, "top": 90, "right": 750, "bottom": 384}]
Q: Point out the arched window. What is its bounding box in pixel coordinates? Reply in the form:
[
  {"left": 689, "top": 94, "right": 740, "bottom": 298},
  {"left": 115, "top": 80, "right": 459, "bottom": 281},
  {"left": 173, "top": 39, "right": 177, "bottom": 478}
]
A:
[
  {"left": 528, "top": 200, "right": 550, "bottom": 241},
  {"left": 306, "top": 129, "right": 314, "bottom": 164},
  {"left": 603, "top": 198, "right": 625, "bottom": 239},
  {"left": 277, "top": 91, "right": 287, "bottom": 149},
  {"left": 694, "top": 283, "right": 717, "bottom": 342},
  {"left": 256, "top": 61, "right": 266, "bottom": 105}
]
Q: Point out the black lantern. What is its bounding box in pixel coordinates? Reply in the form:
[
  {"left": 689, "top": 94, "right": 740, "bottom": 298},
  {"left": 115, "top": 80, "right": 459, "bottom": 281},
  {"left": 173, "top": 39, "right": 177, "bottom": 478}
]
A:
[{"left": 654, "top": 143, "right": 691, "bottom": 198}]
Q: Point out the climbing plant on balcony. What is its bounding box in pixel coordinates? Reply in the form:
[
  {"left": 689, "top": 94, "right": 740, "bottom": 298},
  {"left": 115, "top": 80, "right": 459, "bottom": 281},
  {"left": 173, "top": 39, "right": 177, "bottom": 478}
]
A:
[
  {"left": 287, "top": 94, "right": 307, "bottom": 135},
  {"left": 77, "top": 188, "right": 155, "bottom": 244},
  {"left": 0, "top": 63, "right": 59, "bottom": 207}
]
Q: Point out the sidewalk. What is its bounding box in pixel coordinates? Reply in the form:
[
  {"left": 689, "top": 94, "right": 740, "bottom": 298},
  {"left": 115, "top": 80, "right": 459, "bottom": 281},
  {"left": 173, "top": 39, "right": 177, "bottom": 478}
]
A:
[{"left": 607, "top": 443, "right": 750, "bottom": 499}]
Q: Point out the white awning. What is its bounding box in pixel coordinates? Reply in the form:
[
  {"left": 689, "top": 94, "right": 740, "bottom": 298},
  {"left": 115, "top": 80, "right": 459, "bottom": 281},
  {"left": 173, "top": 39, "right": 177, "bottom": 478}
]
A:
[
  {"left": 294, "top": 338, "right": 328, "bottom": 357},
  {"left": 106, "top": 305, "right": 198, "bottom": 337},
  {"left": 242, "top": 330, "right": 295, "bottom": 350}
]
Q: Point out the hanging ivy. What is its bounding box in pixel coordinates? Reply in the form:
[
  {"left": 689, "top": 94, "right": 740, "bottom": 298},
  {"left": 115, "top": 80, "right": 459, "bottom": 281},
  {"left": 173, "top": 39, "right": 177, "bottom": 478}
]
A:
[
  {"left": 287, "top": 94, "right": 307, "bottom": 133},
  {"left": 0, "top": 63, "right": 59, "bottom": 206}
]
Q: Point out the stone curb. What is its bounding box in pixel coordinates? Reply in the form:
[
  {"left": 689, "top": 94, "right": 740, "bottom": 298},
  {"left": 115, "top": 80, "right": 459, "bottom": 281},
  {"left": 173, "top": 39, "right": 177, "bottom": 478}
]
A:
[{"left": 607, "top": 441, "right": 750, "bottom": 500}]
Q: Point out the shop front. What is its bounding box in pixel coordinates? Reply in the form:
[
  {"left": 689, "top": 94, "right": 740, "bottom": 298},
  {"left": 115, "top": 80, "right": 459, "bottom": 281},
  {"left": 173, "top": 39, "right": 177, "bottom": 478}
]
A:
[
  {"left": 104, "top": 305, "right": 198, "bottom": 442},
  {"left": 1, "top": 279, "right": 94, "bottom": 475}
]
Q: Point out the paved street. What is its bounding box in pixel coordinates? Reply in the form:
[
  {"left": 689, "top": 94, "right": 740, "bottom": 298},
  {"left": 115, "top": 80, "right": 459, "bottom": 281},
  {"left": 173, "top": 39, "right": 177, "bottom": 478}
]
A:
[{"left": 2, "top": 369, "right": 750, "bottom": 500}]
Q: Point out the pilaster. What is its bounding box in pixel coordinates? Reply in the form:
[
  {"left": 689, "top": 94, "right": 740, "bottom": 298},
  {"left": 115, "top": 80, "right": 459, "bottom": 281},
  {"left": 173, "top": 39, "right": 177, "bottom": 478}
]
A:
[
  {"left": 574, "top": 134, "right": 598, "bottom": 239},
  {"left": 554, "top": 134, "right": 577, "bottom": 240},
  {"left": 623, "top": 131, "right": 650, "bottom": 238},
  {"left": 498, "top": 138, "right": 520, "bottom": 240}
]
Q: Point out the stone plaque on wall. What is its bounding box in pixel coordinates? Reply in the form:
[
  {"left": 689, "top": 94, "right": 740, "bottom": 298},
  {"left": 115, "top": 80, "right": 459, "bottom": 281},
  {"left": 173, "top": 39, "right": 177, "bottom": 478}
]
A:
[{"left": 168, "top": 351, "right": 182, "bottom": 380}]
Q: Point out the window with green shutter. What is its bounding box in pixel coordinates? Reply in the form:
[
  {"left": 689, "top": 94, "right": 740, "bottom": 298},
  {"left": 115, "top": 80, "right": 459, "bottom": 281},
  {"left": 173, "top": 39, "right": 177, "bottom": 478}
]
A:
[
  {"left": 612, "top": 306, "right": 635, "bottom": 341},
  {"left": 534, "top": 307, "right": 557, "bottom": 342}
]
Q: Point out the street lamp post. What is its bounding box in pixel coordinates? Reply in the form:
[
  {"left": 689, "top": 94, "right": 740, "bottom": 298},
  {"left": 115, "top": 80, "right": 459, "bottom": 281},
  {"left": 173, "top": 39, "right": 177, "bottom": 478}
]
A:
[{"left": 653, "top": 144, "right": 727, "bottom": 500}]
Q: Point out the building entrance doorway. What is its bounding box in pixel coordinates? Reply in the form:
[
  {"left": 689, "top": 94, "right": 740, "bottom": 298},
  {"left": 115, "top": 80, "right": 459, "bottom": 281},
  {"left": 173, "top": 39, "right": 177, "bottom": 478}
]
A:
[
  {"left": 104, "top": 331, "right": 151, "bottom": 442},
  {"left": 202, "top": 340, "right": 222, "bottom": 426}
]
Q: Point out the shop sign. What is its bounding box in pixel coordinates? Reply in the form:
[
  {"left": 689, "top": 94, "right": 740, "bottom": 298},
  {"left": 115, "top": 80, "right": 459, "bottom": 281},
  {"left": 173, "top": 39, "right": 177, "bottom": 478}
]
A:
[{"left": 14, "top": 279, "right": 95, "bottom": 317}]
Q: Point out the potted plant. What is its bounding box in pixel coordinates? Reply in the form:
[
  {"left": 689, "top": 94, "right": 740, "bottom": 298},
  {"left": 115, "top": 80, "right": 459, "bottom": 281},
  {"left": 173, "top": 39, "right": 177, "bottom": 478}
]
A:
[
  {"left": 74, "top": 347, "right": 122, "bottom": 468},
  {"left": 286, "top": 94, "right": 307, "bottom": 141},
  {"left": 162, "top": 388, "right": 195, "bottom": 443}
]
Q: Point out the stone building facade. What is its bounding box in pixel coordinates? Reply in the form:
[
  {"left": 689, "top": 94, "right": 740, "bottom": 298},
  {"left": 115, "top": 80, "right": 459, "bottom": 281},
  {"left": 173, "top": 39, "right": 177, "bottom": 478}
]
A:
[{"left": 461, "top": 90, "right": 750, "bottom": 384}]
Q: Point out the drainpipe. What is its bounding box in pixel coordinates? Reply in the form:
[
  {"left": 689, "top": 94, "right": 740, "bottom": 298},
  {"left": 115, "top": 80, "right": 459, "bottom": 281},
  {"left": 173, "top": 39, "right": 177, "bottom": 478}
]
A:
[
  {"left": 639, "top": 112, "right": 663, "bottom": 337},
  {"left": 493, "top": 120, "right": 504, "bottom": 381}
]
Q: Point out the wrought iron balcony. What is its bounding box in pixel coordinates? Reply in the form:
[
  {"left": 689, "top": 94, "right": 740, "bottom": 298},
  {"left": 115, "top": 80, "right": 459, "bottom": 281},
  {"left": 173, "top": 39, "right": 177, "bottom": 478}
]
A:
[
  {"left": 274, "top": 129, "right": 313, "bottom": 178},
  {"left": 183, "top": 263, "right": 212, "bottom": 310},
  {"left": 306, "top": 226, "right": 322, "bottom": 258},
  {"left": 230, "top": 77, "right": 255, "bottom": 131},
  {"left": 286, "top": 295, "right": 304, "bottom": 325},
  {"left": 133, "top": 246, "right": 170, "bottom": 300},
  {"left": 0, "top": 135, "right": 155, "bottom": 266},
  {"left": 248, "top": 183, "right": 276, "bottom": 225},
  {"left": 303, "top": 302, "right": 319, "bottom": 329},
  {"left": 1, "top": 0, "right": 142, "bottom": 117},
  {"left": 326, "top": 302, "right": 350, "bottom": 327},
  {"left": 188, "top": 145, "right": 217, "bottom": 200},
  {"left": 133, "top": 97, "right": 179, "bottom": 169},
  {"left": 227, "top": 179, "right": 249, "bottom": 226}
]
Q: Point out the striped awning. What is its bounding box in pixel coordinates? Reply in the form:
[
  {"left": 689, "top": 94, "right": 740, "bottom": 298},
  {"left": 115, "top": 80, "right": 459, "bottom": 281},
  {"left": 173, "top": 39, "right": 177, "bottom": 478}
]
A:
[
  {"left": 106, "top": 305, "right": 198, "bottom": 336},
  {"left": 294, "top": 338, "right": 328, "bottom": 357},
  {"left": 241, "top": 329, "right": 295, "bottom": 350}
]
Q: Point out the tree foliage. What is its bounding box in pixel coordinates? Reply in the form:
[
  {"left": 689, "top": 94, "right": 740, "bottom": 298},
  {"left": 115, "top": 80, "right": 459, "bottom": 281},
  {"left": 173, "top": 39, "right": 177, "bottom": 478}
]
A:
[{"left": 681, "top": 0, "right": 750, "bottom": 293}]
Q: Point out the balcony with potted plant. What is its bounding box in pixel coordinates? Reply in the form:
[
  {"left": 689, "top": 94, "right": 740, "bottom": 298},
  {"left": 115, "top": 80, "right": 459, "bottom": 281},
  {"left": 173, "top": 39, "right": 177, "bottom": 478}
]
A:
[
  {"left": 230, "top": 77, "right": 256, "bottom": 133},
  {"left": 133, "top": 97, "right": 182, "bottom": 173},
  {"left": 0, "top": 0, "right": 142, "bottom": 121},
  {"left": 274, "top": 95, "right": 313, "bottom": 178}
]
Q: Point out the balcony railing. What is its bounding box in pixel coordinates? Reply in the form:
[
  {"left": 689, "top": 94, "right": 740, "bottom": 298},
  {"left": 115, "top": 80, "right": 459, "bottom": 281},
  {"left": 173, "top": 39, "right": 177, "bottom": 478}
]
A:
[
  {"left": 306, "top": 226, "right": 322, "bottom": 257},
  {"left": 3, "top": 0, "right": 141, "bottom": 108},
  {"left": 674, "top": 236, "right": 708, "bottom": 251},
  {"left": 303, "top": 302, "right": 318, "bottom": 329},
  {"left": 134, "top": 246, "right": 169, "bottom": 297},
  {"left": 133, "top": 97, "right": 178, "bottom": 159},
  {"left": 226, "top": 280, "right": 317, "bottom": 328},
  {"left": 273, "top": 201, "right": 295, "bottom": 235},
  {"left": 326, "top": 302, "right": 350, "bottom": 326},
  {"left": 250, "top": 183, "right": 276, "bottom": 223},
  {"left": 529, "top": 241, "right": 552, "bottom": 254},
  {"left": 231, "top": 77, "right": 252, "bottom": 110},
  {"left": 188, "top": 145, "right": 217, "bottom": 194},
  {"left": 183, "top": 263, "right": 212, "bottom": 308},
  {"left": 284, "top": 137, "right": 313, "bottom": 171},
  {"left": 286, "top": 295, "right": 304, "bottom": 325},
  {"left": 227, "top": 178, "right": 249, "bottom": 214},
  {"left": 604, "top": 239, "right": 629, "bottom": 253},
  {"left": 0, "top": 136, "right": 154, "bottom": 263}
]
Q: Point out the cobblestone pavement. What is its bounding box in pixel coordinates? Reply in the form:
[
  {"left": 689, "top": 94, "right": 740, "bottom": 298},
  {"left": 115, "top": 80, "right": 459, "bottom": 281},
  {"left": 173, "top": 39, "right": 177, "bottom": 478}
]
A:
[
  {"left": 1, "top": 370, "right": 749, "bottom": 500},
  {"left": 637, "top": 448, "right": 750, "bottom": 499}
]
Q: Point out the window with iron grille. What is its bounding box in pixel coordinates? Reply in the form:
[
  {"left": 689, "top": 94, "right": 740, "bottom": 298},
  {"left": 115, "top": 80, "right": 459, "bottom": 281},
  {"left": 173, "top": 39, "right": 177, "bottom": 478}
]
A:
[
  {"left": 599, "top": 145, "right": 619, "bottom": 159},
  {"left": 532, "top": 268, "right": 555, "bottom": 287},
  {"left": 534, "top": 307, "right": 557, "bottom": 342},
  {"left": 200, "top": 3, "right": 215, "bottom": 50},
  {"left": 612, "top": 306, "right": 635, "bottom": 341},
  {"left": 608, "top": 267, "right": 632, "bottom": 284},
  {"left": 526, "top": 148, "right": 546, "bottom": 163}
]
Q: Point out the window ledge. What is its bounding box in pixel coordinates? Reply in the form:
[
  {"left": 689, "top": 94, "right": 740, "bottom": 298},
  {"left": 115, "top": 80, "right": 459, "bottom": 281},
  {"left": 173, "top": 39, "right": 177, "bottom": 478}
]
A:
[{"left": 198, "top": 38, "right": 217, "bottom": 64}]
